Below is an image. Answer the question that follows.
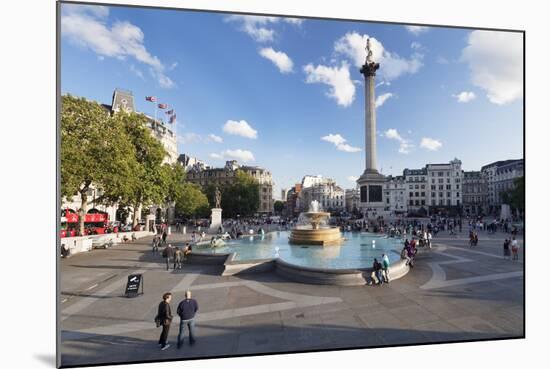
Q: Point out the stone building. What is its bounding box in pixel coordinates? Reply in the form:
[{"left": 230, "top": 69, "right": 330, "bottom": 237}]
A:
[
  {"left": 462, "top": 171, "right": 488, "bottom": 216},
  {"left": 426, "top": 158, "right": 463, "bottom": 214},
  {"left": 403, "top": 168, "right": 428, "bottom": 213},
  {"left": 345, "top": 189, "right": 360, "bottom": 213},
  {"left": 186, "top": 160, "right": 274, "bottom": 214},
  {"left": 298, "top": 176, "right": 345, "bottom": 213},
  {"left": 383, "top": 175, "right": 407, "bottom": 214},
  {"left": 481, "top": 159, "right": 524, "bottom": 213}
]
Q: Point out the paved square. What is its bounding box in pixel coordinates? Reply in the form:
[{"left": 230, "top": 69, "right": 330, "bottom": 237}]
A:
[{"left": 60, "top": 231, "right": 524, "bottom": 367}]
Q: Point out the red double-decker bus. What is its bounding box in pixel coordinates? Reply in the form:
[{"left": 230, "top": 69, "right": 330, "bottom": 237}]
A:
[{"left": 60, "top": 208, "right": 113, "bottom": 237}]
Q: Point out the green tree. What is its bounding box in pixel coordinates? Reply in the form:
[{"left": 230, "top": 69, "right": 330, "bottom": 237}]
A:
[
  {"left": 222, "top": 170, "right": 260, "bottom": 217},
  {"left": 114, "top": 111, "right": 168, "bottom": 226},
  {"left": 510, "top": 176, "right": 525, "bottom": 211},
  {"left": 274, "top": 200, "right": 285, "bottom": 214},
  {"left": 61, "top": 95, "right": 138, "bottom": 235},
  {"left": 175, "top": 182, "right": 210, "bottom": 218}
]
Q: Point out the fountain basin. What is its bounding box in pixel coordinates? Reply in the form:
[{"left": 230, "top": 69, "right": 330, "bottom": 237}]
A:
[{"left": 289, "top": 227, "right": 344, "bottom": 246}]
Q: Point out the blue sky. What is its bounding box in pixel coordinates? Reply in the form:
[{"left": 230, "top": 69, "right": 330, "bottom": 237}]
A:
[{"left": 60, "top": 3, "right": 524, "bottom": 199}]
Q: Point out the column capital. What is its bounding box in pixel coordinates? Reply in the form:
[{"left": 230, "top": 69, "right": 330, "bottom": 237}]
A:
[{"left": 360, "top": 61, "right": 380, "bottom": 77}]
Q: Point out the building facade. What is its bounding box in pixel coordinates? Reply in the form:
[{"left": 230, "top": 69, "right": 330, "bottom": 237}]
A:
[
  {"left": 462, "top": 171, "right": 488, "bottom": 216},
  {"left": 403, "top": 168, "right": 428, "bottom": 213},
  {"left": 383, "top": 175, "right": 407, "bottom": 214},
  {"left": 186, "top": 160, "right": 274, "bottom": 214},
  {"left": 345, "top": 189, "right": 360, "bottom": 213},
  {"left": 481, "top": 159, "right": 524, "bottom": 213},
  {"left": 298, "top": 176, "right": 345, "bottom": 213},
  {"left": 425, "top": 158, "right": 463, "bottom": 214}
]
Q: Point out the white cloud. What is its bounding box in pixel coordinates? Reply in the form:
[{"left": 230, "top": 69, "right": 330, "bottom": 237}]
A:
[
  {"left": 321, "top": 133, "right": 361, "bottom": 153},
  {"left": 411, "top": 42, "right": 422, "bottom": 50},
  {"left": 375, "top": 92, "right": 394, "bottom": 108},
  {"left": 225, "top": 15, "right": 302, "bottom": 43},
  {"left": 207, "top": 134, "right": 223, "bottom": 143},
  {"left": 461, "top": 30, "right": 523, "bottom": 105},
  {"left": 259, "top": 47, "right": 294, "bottom": 73},
  {"left": 453, "top": 91, "right": 476, "bottom": 103},
  {"left": 420, "top": 137, "right": 443, "bottom": 151},
  {"left": 383, "top": 128, "right": 413, "bottom": 154},
  {"left": 210, "top": 149, "right": 255, "bottom": 162},
  {"left": 169, "top": 62, "right": 178, "bottom": 70},
  {"left": 304, "top": 62, "right": 355, "bottom": 107},
  {"left": 405, "top": 26, "right": 429, "bottom": 35},
  {"left": 334, "top": 32, "right": 423, "bottom": 80},
  {"left": 61, "top": 4, "right": 174, "bottom": 88},
  {"left": 129, "top": 64, "right": 144, "bottom": 79},
  {"left": 178, "top": 133, "right": 202, "bottom": 144},
  {"left": 223, "top": 120, "right": 258, "bottom": 139},
  {"left": 347, "top": 176, "right": 359, "bottom": 182}
]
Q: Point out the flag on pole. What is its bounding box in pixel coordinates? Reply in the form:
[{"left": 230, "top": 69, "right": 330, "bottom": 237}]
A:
[
  {"left": 165, "top": 109, "right": 174, "bottom": 115},
  {"left": 158, "top": 103, "right": 168, "bottom": 109},
  {"left": 145, "top": 96, "right": 157, "bottom": 102}
]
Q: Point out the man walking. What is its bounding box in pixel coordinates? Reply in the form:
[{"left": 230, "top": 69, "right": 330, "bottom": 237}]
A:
[
  {"left": 382, "top": 253, "right": 390, "bottom": 283},
  {"left": 162, "top": 244, "right": 175, "bottom": 271},
  {"left": 177, "top": 290, "right": 199, "bottom": 348},
  {"left": 155, "top": 292, "right": 173, "bottom": 351}
]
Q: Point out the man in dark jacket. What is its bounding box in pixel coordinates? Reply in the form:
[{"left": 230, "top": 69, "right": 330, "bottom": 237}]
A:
[
  {"left": 162, "top": 244, "right": 175, "bottom": 271},
  {"left": 176, "top": 290, "right": 199, "bottom": 348},
  {"left": 156, "top": 292, "right": 173, "bottom": 350}
]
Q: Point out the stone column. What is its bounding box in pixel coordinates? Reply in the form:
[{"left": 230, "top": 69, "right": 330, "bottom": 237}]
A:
[{"left": 365, "top": 71, "right": 377, "bottom": 171}]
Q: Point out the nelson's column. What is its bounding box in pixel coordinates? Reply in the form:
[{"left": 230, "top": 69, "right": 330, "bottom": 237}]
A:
[{"left": 357, "top": 38, "right": 386, "bottom": 219}]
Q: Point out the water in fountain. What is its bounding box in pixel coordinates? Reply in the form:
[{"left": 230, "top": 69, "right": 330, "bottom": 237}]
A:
[{"left": 296, "top": 200, "right": 330, "bottom": 229}]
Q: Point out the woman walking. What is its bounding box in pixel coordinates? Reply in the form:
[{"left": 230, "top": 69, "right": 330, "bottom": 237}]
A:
[{"left": 155, "top": 292, "right": 173, "bottom": 351}]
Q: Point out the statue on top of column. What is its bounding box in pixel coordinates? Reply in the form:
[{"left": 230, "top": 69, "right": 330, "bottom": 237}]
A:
[{"left": 366, "top": 38, "right": 374, "bottom": 63}]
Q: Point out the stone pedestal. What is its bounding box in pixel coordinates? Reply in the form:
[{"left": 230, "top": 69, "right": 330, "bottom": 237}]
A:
[
  {"left": 357, "top": 169, "right": 386, "bottom": 219},
  {"left": 210, "top": 208, "right": 222, "bottom": 232}
]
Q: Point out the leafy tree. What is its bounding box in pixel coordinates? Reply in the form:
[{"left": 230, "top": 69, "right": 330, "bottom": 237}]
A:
[
  {"left": 274, "top": 200, "right": 285, "bottom": 214},
  {"left": 510, "top": 176, "right": 525, "bottom": 211},
  {"left": 113, "top": 111, "right": 168, "bottom": 226},
  {"left": 175, "top": 182, "right": 210, "bottom": 218},
  {"left": 61, "top": 95, "right": 138, "bottom": 235},
  {"left": 222, "top": 170, "right": 260, "bottom": 217}
]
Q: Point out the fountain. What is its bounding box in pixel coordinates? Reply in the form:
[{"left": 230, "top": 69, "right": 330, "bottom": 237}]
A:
[{"left": 289, "top": 201, "right": 344, "bottom": 246}]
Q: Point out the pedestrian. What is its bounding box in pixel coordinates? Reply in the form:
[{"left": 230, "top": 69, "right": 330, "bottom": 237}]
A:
[
  {"left": 511, "top": 237, "right": 520, "bottom": 261},
  {"left": 155, "top": 292, "right": 173, "bottom": 351},
  {"left": 176, "top": 290, "right": 199, "bottom": 348},
  {"left": 174, "top": 247, "right": 183, "bottom": 270},
  {"left": 427, "top": 231, "right": 432, "bottom": 249},
  {"left": 162, "top": 230, "right": 168, "bottom": 245},
  {"left": 382, "top": 253, "right": 390, "bottom": 283},
  {"left": 503, "top": 238, "right": 511, "bottom": 260},
  {"left": 162, "top": 244, "right": 175, "bottom": 271},
  {"left": 372, "top": 258, "right": 384, "bottom": 285},
  {"left": 152, "top": 235, "right": 159, "bottom": 254}
]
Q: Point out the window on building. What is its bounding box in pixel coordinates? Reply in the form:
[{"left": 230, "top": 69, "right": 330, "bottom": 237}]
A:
[
  {"left": 432, "top": 179, "right": 435, "bottom": 184},
  {"left": 409, "top": 200, "right": 414, "bottom": 205},
  {"left": 457, "top": 192, "right": 460, "bottom": 197},
  {"left": 456, "top": 184, "right": 460, "bottom": 190},
  {"left": 447, "top": 192, "right": 451, "bottom": 197},
  {"left": 432, "top": 200, "right": 436, "bottom": 206},
  {"left": 415, "top": 200, "right": 419, "bottom": 206},
  {"left": 421, "top": 200, "right": 425, "bottom": 205},
  {"left": 421, "top": 185, "right": 425, "bottom": 189},
  {"left": 432, "top": 192, "right": 436, "bottom": 197},
  {"left": 439, "top": 192, "right": 443, "bottom": 197},
  {"left": 438, "top": 179, "right": 444, "bottom": 183},
  {"left": 421, "top": 192, "right": 425, "bottom": 197},
  {"left": 447, "top": 178, "right": 451, "bottom": 183},
  {"left": 439, "top": 185, "right": 443, "bottom": 190},
  {"left": 409, "top": 192, "right": 413, "bottom": 197}
]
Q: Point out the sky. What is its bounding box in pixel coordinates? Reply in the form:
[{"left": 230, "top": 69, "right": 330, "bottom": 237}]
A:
[{"left": 60, "top": 3, "right": 524, "bottom": 200}]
